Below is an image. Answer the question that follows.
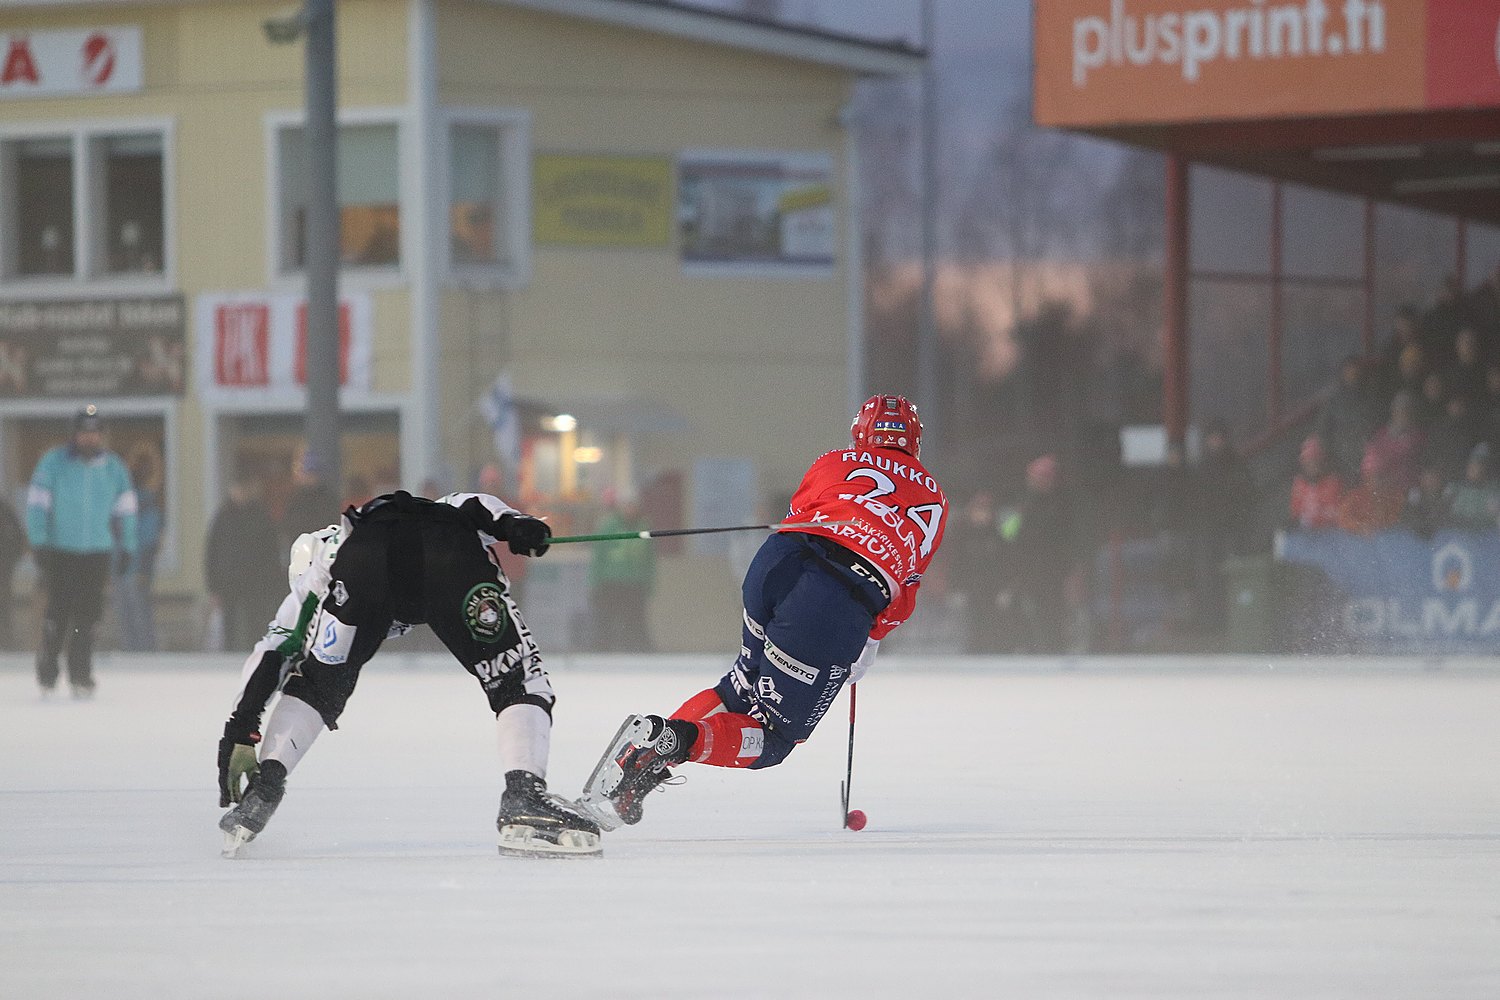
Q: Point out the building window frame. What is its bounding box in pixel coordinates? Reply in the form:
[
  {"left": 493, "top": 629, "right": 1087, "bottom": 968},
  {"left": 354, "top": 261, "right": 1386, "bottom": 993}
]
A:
[
  {"left": 0, "top": 116, "right": 176, "bottom": 300},
  {"left": 440, "top": 107, "right": 531, "bottom": 290},
  {"left": 264, "top": 107, "right": 409, "bottom": 293}
]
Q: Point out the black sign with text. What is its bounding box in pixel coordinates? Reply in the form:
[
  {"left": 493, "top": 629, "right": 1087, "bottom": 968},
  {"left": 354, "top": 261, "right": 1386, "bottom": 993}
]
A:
[{"left": 0, "top": 296, "right": 185, "bottom": 398}]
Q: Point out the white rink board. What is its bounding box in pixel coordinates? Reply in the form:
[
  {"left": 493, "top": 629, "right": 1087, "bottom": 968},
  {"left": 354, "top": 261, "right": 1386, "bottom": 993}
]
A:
[{"left": 1, "top": 658, "right": 1498, "bottom": 1000}]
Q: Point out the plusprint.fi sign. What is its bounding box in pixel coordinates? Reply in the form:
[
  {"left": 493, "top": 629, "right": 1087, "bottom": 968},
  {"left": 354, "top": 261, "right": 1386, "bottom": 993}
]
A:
[{"left": 1071, "top": 0, "right": 1387, "bottom": 87}]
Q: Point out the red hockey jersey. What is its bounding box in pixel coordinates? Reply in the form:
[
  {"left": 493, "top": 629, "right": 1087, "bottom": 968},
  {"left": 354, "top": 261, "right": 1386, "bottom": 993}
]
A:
[{"left": 783, "top": 447, "right": 948, "bottom": 639}]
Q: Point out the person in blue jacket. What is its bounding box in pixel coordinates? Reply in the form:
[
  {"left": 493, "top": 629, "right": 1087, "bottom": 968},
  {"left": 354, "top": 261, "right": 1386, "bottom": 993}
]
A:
[{"left": 26, "top": 406, "right": 137, "bottom": 697}]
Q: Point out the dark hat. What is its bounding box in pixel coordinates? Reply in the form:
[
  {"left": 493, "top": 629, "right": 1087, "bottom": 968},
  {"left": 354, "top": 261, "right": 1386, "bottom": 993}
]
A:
[{"left": 74, "top": 404, "right": 101, "bottom": 433}]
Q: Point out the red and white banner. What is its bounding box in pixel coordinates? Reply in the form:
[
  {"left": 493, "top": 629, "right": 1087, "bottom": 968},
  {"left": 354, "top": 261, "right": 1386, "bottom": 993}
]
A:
[
  {"left": 0, "top": 27, "right": 142, "bottom": 99},
  {"left": 195, "top": 292, "right": 373, "bottom": 399}
]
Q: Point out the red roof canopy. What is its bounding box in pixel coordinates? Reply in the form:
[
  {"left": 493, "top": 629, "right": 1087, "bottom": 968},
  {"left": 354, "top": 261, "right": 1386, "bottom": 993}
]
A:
[{"left": 1034, "top": 0, "right": 1500, "bottom": 223}]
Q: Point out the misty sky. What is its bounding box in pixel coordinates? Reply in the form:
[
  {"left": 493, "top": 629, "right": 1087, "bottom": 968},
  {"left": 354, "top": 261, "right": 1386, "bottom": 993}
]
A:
[
  {"left": 687, "top": 0, "right": 1029, "bottom": 56},
  {"left": 686, "top": 0, "right": 1050, "bottom": 190}
]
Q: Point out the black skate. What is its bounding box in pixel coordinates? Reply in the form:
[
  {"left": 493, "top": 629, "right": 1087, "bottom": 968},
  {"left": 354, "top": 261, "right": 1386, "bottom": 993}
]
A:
[
  {"left": 578, "top": 715, "right": 692, "bottom": 831},
  {"left": 497, "top": 770, "right": 602, "bottom": 858},
  {"left": 218, "top": 759, "right": 287, "bottom": 857}
]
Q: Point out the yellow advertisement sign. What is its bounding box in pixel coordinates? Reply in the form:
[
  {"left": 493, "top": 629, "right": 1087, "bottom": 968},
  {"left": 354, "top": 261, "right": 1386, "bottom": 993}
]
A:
[{"left": 533, "top": 154, "right": 673, "bottom": 248}]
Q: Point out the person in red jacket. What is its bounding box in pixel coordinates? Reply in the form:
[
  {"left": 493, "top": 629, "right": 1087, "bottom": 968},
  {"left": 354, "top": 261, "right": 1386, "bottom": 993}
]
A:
[
  {"left": 1289, "top": 435, "right": 1345, "bottom": 530},
  {"left": 578, "top": 395, "right": 948, "bottom": 830}
]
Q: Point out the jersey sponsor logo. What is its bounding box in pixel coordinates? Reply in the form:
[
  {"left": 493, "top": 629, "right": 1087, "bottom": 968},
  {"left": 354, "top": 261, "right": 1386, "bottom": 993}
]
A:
[
  {"left": 805, "top": 667, "right": 847, "bottom": 732},
  {"left": 474, "top": 644, "right": 529, "bottom": 683},
  {"left": 749, "top": 699, "right": 792, "bottom": 729},
  {"left": 738, "top": 727, "right": 764, "bottom": 758},
  {"left": 847, "top": 558, "right": 892, "bottom": 600},
  {"left": 462, "top": 582, "right": 508, "bottom": 642},
  {"left": 764, "top": 638, "right": 817, "bottom": 685},
  {"left": 756, "top": 674, "right": 784, "bottom": 705},
  {"left": 315, "top": 618, "right": 351, "bottom": 664}
]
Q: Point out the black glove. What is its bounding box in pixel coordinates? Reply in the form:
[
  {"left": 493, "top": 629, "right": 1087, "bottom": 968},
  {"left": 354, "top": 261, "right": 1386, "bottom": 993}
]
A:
[
  {"left": 498, "top": 512, "right": 551, "bottom": 557},
  {"left": 218, "top": 731, "right": 261, "bottom": 807}
]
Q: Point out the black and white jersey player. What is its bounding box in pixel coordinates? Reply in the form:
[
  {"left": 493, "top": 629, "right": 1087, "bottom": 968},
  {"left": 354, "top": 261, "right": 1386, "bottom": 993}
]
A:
[{"left": 216, "top": 490, "right": 601, "bottom": 858}]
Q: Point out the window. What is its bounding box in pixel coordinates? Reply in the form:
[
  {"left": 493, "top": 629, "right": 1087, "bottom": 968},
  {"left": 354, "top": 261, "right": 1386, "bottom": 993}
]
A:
[
  {"left": 450, "top": 124, "right": 505, "bottom": 267},
  {"left": 444, "top": 112, "right": 529, "bottom": 284},
  {"left": 13, "top": 138, "right": 75, "bottom": 277},
  {"left": 0, "top": 124, "right": 170, "bottom": 285},
  {"left": 278, "top": 123, "right": 400, "bottom": 271},
  {"left": 98, "top": 134, "right": 165, "bottom": 276}
]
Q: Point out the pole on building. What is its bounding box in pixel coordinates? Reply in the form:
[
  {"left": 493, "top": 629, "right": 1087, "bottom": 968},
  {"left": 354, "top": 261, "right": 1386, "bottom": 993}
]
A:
[
  {"left": 1268, "top": 181, "right": 1284, "bottom": 425},
  {"left": 1457, "top": 217, "right": 1469, "bottom": 290},
  {"left": 917, "top": 0, "right": 938, "bottom": 452},
  {"left": 1163, "top": 155, "right": 1190, "bottom": 448},
  {"left": 1362, "top": 198, "right": 1376, "bottom": 356},
  {"left": 304, "top": 0, "right": 342, "bottom": 498}
]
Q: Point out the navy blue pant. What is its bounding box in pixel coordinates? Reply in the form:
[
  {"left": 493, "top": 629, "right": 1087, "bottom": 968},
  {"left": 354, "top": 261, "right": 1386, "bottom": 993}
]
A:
[{"left": 713, "top": 532, "right": 885, "bottom": 769}]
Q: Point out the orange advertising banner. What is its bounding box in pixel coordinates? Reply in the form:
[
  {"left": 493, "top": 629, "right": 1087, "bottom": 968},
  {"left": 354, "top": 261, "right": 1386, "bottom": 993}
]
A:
[
  {"left": 1034, "top": 0, "right": 1470, "bottom": 128},
  {"left": 1425, "top": 0, "right": 1500, "bottom": 109}
]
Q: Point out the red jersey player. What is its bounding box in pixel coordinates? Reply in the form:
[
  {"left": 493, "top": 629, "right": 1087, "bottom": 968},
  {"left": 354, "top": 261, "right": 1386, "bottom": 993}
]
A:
[{"left": 579, "top": 394, "right": 948, "bottom": 830}]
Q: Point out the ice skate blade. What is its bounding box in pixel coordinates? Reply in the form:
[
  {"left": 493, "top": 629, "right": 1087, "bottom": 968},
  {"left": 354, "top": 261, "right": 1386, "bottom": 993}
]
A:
[
  {"left": 581, "top": 714, "right": 652, "bottom": 801},
  {"left": 221, "top": 825, "right": 254, "bottom": 858},
  {"left": 497, "top": 823, "right": 602, "bottom": 858},
  {"left": 572, "top": 792, "right": 626, "bottom": 833}
]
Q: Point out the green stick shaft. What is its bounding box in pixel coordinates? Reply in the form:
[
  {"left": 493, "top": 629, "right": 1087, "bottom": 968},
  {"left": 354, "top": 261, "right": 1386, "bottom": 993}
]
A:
[{"left": 546, "top": 519, "right": 853, "bottom": 545}]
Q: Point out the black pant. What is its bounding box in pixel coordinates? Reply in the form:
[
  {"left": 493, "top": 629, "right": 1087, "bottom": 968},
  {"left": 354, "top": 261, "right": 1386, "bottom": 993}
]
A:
[
  {"left": 282, "top": 514, "right": 555, "bottom": 728},
  {"left": 37, "top": 550, "right": 111, "bottom": 690}
]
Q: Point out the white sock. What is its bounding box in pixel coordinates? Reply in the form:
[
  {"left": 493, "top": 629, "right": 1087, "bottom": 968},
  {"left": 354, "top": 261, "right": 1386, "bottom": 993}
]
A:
[
  {"left": 496, "top": 704, "right": 551, "bottom": 779},
  {"left": 260, "top": 695, "right": 325, "bottom": 774}
]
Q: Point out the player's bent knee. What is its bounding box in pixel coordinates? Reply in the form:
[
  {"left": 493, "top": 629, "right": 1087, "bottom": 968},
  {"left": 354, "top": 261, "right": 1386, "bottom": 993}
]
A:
[
  {"left": 282, "top": 658, "right": 359, "bottom": 729},
  {"left": 485, "top": 684, "right": 555, "bottom": 718},
  {"left": 746, "top": 728, "right": 798, "bottom": 769}
]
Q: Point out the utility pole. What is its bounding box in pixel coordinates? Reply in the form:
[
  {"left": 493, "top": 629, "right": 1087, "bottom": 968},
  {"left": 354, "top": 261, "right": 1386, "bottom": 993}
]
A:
[
  {"left": 266, "top": 0, "right": 342, "bottom": 497},
  {"left": 303, "top": 0, "right": 342, "bottom": 497},
  {"left": 918, "top": 0, "right": 939, "bottom": 454}
]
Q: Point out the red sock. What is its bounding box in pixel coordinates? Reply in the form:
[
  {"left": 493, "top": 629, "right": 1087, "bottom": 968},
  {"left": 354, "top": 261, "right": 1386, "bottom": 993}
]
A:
[
  {"left": 671, "top": 688, "right": 725, "bottom": 723},
  {"left": 670, "top": 689, "right": 764, "bottom": 767}
]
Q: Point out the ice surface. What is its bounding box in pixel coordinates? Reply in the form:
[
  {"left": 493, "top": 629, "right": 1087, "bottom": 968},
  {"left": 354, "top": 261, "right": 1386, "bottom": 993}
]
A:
[{"left": 2, "top": 655, "right": 1498, "bottom": 999}]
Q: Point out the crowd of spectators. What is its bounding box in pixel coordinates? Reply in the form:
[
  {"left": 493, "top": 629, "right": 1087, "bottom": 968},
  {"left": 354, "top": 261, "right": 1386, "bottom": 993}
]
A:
[{"left": 1293, "top": 281, "right": 1500, "bottom": 538}]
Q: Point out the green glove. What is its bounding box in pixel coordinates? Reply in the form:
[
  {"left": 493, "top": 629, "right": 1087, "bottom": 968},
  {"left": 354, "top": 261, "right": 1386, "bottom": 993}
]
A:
[{"left": 217, "top": 738, "right": 261, "bottom": 807}]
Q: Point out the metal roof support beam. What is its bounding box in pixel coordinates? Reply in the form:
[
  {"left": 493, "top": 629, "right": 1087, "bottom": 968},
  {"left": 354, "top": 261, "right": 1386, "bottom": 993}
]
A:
[{"left": 1163, "top": 155, "right": 1190, "bottom": 448}]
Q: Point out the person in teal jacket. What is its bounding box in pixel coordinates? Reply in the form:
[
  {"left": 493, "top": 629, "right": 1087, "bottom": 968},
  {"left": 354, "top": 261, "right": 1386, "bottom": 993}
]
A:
[{"left": 26, "top": 406, "right": 137, "bottom": 697}]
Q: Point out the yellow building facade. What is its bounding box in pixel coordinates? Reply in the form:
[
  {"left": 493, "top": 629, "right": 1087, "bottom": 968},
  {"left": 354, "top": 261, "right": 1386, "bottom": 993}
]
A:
[{"left": 0, "top": 0, "right": 919, "bottom": 650}]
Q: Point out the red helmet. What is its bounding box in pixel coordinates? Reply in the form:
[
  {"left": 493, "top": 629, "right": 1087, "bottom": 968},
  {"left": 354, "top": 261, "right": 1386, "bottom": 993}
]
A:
[{"left": 851, "top": 394, "right": 923, "bottom": 458}]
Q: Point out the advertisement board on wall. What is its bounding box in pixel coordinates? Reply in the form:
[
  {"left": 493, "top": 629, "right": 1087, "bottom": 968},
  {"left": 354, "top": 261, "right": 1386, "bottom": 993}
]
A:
[
  {"left": 678, "top": 152, "right": 835, "bottom": 273},
  {"left": 0, "top": 297, "right": 184, "bottom": 398},
  {"left": 1034, "top": 0, "right": 1500, "bottom": 128},
  {"left": 1279, "top": 529, "right": 1500, "bottom": 654},
  {"left": 0, "top": 27, "right": 143, "bottom": 99},
  {"left": 194, "top": 292, "right": 373, "bottom": 400},
  {"left": 533, "top": 154, "right": 673, "bottom": 247}
]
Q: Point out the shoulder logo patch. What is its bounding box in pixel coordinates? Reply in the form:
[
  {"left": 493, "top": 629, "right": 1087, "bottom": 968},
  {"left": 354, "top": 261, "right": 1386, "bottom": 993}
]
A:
[{"left": 463, "top": 582, "right": 508, "bottom": 642}]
